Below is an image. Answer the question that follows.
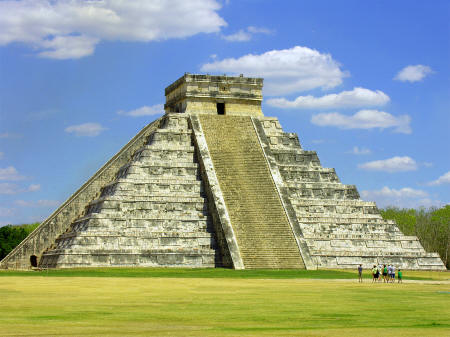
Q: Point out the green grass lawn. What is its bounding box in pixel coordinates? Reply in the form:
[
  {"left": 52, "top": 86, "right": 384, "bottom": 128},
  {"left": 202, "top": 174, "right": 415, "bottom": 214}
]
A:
[
  {"left": 0, "top": 267, "right": 448, "bottom": 280},
  {"left": 0, "top": 269, "right": 448, "bottom": 336}
]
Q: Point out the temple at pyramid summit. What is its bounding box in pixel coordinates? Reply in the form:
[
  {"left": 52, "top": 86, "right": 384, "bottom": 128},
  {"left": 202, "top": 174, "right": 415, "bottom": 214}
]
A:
[{"left": 0, "top": 74, "right": 445, "bottom": 270}]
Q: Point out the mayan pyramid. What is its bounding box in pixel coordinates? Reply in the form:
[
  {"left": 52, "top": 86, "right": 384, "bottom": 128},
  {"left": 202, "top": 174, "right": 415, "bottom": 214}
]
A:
[{"left": 0, "top": 74, "right": 445, "bottom": 270}]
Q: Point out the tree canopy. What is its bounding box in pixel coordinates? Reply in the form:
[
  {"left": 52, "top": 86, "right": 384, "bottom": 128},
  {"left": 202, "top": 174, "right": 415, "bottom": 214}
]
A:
[
  {"left": 0, "top": 223, "right": 40, "bottom": 260},
  {"left": 380, "top": 205, "right": 449, "bottom": 268}
]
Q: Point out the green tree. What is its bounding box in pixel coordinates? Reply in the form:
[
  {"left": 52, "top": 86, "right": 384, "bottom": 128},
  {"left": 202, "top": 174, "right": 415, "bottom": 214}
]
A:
[
  {"left": 430, "top": 205, "right": 450, "bottom": 268},
  {"left": 0, "top": 223, "right": 40, "bottom": 260},
  {"left": 380, "top": 207, "right": 417, "bottom": 235},
  {"left": 381, "top": 205, "right": 450, "bottom": 269}
]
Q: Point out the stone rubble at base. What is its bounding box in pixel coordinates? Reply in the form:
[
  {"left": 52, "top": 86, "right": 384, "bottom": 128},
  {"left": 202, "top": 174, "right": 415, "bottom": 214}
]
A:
[{"left": 0, "top": 74, "right": 445, "bottom": 270}]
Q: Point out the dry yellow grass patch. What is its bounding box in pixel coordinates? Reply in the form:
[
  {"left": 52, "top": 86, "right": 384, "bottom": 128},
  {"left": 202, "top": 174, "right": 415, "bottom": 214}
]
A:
[{"left": 0, "top": 276, "right": 449, "bottom": 336}]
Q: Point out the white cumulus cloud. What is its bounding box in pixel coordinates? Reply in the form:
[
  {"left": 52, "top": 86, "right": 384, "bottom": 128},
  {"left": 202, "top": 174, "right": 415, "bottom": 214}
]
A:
[
  {"left": 117, "top": 104, "right": 164, "bottom": 117},
  {"left": 200, "top": 46, "right": 348, "bottom": 95},
  {"left": 222, "top": 30, "right": 252, "bottom": 42},
  {"left": 362, "top": 186, "right": 428, "bottom": 199},
  {"left": 311, "top": 110, "right": 411, "bottom": 134},
  {"left": 350, "top": 146, "right": 371, "bottom": 155},
  {"left": 358, "top": 156, "right": 417, "bottom": 173},
  {"left": 428, "top": 171, "right": 450, "bottom": 186},
  {"left": 0, "top": 183, "right": 41, "bottom": 195},
  {"left": 222, "top": 26, "right": 273, "bottom": 42},
  {"left": 0, "top": 207, "right": 15, "bottom": 217},
  {"left": 0, "top": 166, "right": 25, "bottom": 181},
  {"left": 15, "top": 199, "right": 60, "bottom": 208},
  {"left": 65, "top": 123, "right": 106, "bottom": 137},
  {"left": 28, "top": 184, "right": 41, "bottom": 192},
  {"left": 266, "top": 87, "right": 390, "bottom": 109},
  {"left": 0, "top": 0, "right": 226, "bottom": 59},
  {"left": 247, "top": 26, "right": 273, "bottom": 34},
  {"left": 360, "top": 186, "right": 440, "bottom": 208},
  {"left": 394, "top": 65, "right": 433, "bottom": 82},
  {"left": 38, "top": 35, "right": 99, "bottom": 59},
  {"left": 0, "top": 183, "right": 21, "bottom": 195}
]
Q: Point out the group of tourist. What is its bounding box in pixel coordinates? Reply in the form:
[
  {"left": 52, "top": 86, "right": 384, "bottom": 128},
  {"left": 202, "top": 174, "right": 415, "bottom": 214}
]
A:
[{"left": 357, "top": 264, "right": 403, "bottom": 283}]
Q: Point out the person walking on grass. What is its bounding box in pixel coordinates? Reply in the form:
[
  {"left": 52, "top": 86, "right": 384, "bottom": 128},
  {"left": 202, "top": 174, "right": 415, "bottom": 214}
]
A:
[
  {"left": 372, "top": 265, "right": 377, "bottom": 282},
  {"left": 391, "top": 265, "right": 396, "bottom": 283},
  {"left": 358, "top": 264, "right": 363, "bottom": 283},
  {"left": 398, "top": 269, "right": 402, "bottom": 283},
  {"left": 387, "top": 265, "right": 392, "bottom": 282}
]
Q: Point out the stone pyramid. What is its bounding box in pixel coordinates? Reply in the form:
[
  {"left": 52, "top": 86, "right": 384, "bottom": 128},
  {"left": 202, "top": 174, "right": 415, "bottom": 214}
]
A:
[{"left": 0, "top": 74, "right": 445, "bottom": 270}]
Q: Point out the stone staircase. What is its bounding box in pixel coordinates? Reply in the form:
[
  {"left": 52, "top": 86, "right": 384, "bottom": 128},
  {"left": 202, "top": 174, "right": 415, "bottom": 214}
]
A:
[
  {"left": 253, "top": 116, "right": 445, "bottom": 270},
  {"left": 198, "top": 115, "right": 304, "bottom": 269},
  {"left": 39, "top": 114, "right": 217, "bottom": 268}
]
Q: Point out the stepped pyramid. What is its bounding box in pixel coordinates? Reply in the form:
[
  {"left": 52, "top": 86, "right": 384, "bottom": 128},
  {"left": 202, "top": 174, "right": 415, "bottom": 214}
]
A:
[{"left": 1, "top": 74, "right": 445, "bottom": 270}]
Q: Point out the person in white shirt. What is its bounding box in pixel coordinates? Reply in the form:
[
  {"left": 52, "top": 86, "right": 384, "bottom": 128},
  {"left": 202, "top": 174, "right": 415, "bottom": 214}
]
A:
[{"left": 391, "top": 265, "right": 396, "bottom": 282}]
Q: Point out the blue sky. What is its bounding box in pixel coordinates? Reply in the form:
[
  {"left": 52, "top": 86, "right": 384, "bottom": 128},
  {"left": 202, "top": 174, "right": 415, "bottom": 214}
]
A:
[{"left": 0, "top": 0, "right": 449, "bottom": 226}]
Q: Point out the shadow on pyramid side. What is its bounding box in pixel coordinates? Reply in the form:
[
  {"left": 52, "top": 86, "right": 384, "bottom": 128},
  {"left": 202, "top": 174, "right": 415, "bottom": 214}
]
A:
[{"left": 0, "top": 74, "right": 445, "bottom": 270}]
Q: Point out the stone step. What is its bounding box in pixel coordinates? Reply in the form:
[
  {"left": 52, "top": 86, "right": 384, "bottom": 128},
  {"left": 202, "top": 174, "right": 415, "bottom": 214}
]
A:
[
  {"left": 140, "top": 144, "right": 194, "bottom": 151},
  {"left": 73, "top": 214, "right": 210, "bottom": 224},
  {"left": 295, "top": 213, "right": 383, "bottom": 220},
  {"left": 290, "top": 199, "right": 377, "bottom": 207},
  {"left": 272, "top": 152, "right": 321, "bottom": 166},
  {"left": 138, "top": 146, "right": 195, "bottom": 154},
  {"left": 102, "top": 177, "right": 202, "bottom": 190},
  {"left": 303, "top": 234, "right": 420, "bottom": 241},
  {"left": 112, "top": 178, "right": 202, "bottom": 186},
  {"left": 151, "top": 128, "right": 193, "bottom": 135},
  {"left": 285, "top": 181, "right": 357, "bottom": 190},
  {"left": 101, "top": 189, "right": 204, "bottom": 198},
  {"left": 307, "top": 243, "right": 426, "bottom": 253},
  {"left": 309, "top": 250, "right": 434, "bottom": 257},
  {"left": 57, "top": 231, "right": 213, "bottom": 240},
  {"left": 287, "top": 188, "right": 359, "bottom": 200},
  {"left": 125, "top": 167, "right": 200, "bottom": 178},
  {"left": 278, "top": 164, "right": 335, "bottom": 171},
  {"left": 199, "top": 114, "right": 305, "bottom": 269},
  {"left": 302, "top": 229, "right": 402, "bottom": 236},
  {"left": 252, "top": 116, "right": 446, "bottom": 271},
  {"left": 314, "top": 256, "right": 445, "bottom": 270},
  {"left": 140, "top": 144, "right": 195, "bottom": 152},
  {"left": 55, "top": 237, "right": 213, "bottom": 250},
  {"left": 297, "top": 217, "right": 394, "bottom": 225},
  {"left": 134, "top": 148, "right": 196, "bottom": 159},
  {"left": 39, "top": 251, "right": 215, "bottom": 269},
  {"left": 90, "top": 195, "right": 206, "bottom": 205},
  {"left": 127, "top": 161, "right": 199, "bottom": 169},
  {"left": 86, "top": 200, "right": 206, "bottom": 214},
  {"left": 280, "top": 170, "right": 339, "bottom": 183},
  {"left": 67, "top": 219, "right": 210, "bottom": 236},
  {"left": 38, "top": 115, "right": 218, "bottom": 269},
  {"left": 44, "top": 247, "right": 214, "bottom": 255},
  {"left": 85, "top": 210, "right": 208, "bottom": 219},
  {"left": 301, "top": 224, "right": 400, "bottom": 231},
  {"left": 295, "top": 215, "right": 386, "bottom": 223}
]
